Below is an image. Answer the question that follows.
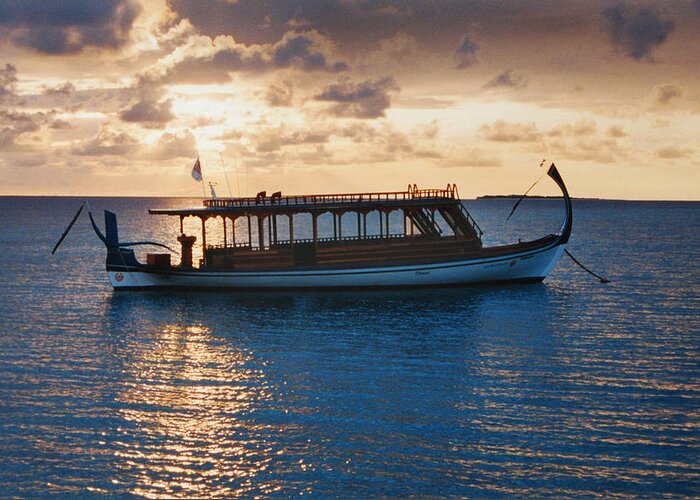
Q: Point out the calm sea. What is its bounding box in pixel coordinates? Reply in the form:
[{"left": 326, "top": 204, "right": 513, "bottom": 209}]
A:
[{"left": 0, "top": 196, "right": 698, "bottom": 498}]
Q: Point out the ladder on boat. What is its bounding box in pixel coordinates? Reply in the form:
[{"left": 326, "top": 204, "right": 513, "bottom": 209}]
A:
[
  {"left": 408, "top": 208, "right": 442, "bottom": 237},
  {"left": 407, "top": 203, "right": 483, "bottom": 242},
  {"left": 439, "top": 204, "right": 483, "bottom": 240}
]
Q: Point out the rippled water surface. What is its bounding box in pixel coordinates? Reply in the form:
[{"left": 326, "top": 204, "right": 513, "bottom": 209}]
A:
[{"left": 1, "top": 197, "right": 698, "bottom": 497}]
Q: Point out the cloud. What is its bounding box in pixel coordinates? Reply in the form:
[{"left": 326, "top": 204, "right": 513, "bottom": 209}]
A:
[
  {"left": 166, "top": 1, "right": 588, "bottom": 58},
  {"left": 0, "top": 0, "right": 141, "bottom": 54},
  {"left": 483, "top": 69, "right": 528, "bottom": 89},
  {"left": 542, "top": 119, "right": 628, "bottom": 164},
  {"left": 45, "top": 87, "right": 133, "bottom": 113},
  {"left": 50, "top": 118, "right": 72, "bottom": 130},
  {"left": 548, "top": 119, "right": 597, "bottom": 137},
  {"left": 653, "top": 83, "right": 682, "bottom": 107},
  {"left": 381, "top": 129, "right": 413, "bottom": 155},
  {"left": 139, "top": 35, "right": 265, "bottom": 85},
  {"left": 607, "top": 125, "right": 628, "bottom": 138},
  {"left": 0, "top": 109, "right": 57, "bottom": 149},
  {"left": 168, "top": 0, "right": 414, "bottom": 47},
  {"left": 415, "top": 119, "right": 440, "bottom": 140},
  {"left": 272, "top": 33, "right": 348, "bottom": 72},
  {"left": 602, "top": 3, "right": 675, "bottom": 60},
  {"left": 147, "top": 131, "right": 197, "bottom": 160},
  {"left": 265, "top": 81, "right": 294, "bottom": 107},
  {"left": 71, "top": 125, "right": 138, "bottom": 156},
  {"left": 0, "top": 63, "right": 17, "bottom": 97},
  {"left": 441, "top": 148, "right": 502, "bottom": 168},
  {"left": 415, "top": 149, "right": 443, "bottom": 159},
  {"left": 336, "top": 122, "right": 376, "bottom": 142},
  {"left": 368, "top": 32, "right": 420, "bottom": 70},
  {"left": 10, "top": 153, "right": 48, "bottom": 168},
  {"left": 314, "top": 76, "right": 398, "bottom": 119},
  {"left": 143, "top": 32, "right": 347, "bottom": 85},
  {"left": 41, "top": 82, "right": 76, "bottom": 97},
  {"left": 395, "top": 96, "right": 456, "bottom": 109},
  {"left": 254, "top": 127, "right": 330, "bottom": 153},
  {"left": 480, "top": 120, "right": 541, "bottom": 142},
  {"left": 119, "top": 98, "right": 175, "bottom": 126},
  {"left": 454, "top": 33, "right": 479, "bottom": 69},
  {"left": 656, "top": 145, "right": 693, "bottom": 159},
  {"left": 71, "top": 126, "right": 196, "bottom": 160}
]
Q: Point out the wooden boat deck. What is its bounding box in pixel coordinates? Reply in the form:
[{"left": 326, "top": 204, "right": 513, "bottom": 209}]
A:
[
  {"left": 194, "top": 234, "right": 558, "bottom": 272},
  {"left": 146, "top": 184, "right": 488, "bottom": 271}
]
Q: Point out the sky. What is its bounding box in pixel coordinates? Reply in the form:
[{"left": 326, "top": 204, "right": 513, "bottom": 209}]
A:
[{"left": 0, "top": 0, "right": 698, "bottom": 200}]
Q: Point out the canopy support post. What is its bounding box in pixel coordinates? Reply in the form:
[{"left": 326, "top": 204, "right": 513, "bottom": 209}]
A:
[
  {"left": 258, "top": 215, "right": 265, "bottom": 250},
  {"left": 288, "top": 214, "right": 294, "bottom": 247},
  {"left": 268, "top": 214, "right": 272, "bottom": 247},
  {"left": 201, "top": 217, "right": 207, "bottom": 266}
]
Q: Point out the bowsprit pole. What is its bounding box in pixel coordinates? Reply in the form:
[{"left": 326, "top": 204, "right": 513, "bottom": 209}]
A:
[
  {"left": 505, "top": 159, "right": 548, "bottom": 223},
  {"left": 565, "top": 249, "right": 610, "bottom": 283},
  {"left": 51, "top": 201, "right": 85, "bottom": 254}
]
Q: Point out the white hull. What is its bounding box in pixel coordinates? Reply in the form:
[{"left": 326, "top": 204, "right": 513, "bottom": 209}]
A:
[{"left": 108, "top": 243, "right": 565, "bottom": 289}]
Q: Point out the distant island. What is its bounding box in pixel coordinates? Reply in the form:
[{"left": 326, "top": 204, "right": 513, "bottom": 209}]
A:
[
  {"left": 477, "top": 195, "right": 597, "bottom": 200},
  {"left": 478, "top": 194, "right": 557, "bottom": 199}
]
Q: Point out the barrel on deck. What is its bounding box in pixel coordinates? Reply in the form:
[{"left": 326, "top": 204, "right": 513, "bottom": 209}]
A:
[{"left": 146, "top": 253, "right": 171, "bottom": 267}]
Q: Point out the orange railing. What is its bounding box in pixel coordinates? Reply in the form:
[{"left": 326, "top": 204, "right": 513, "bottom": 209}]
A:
[{"left": 202, "top": 184, "right": 460, "bottom": 210}]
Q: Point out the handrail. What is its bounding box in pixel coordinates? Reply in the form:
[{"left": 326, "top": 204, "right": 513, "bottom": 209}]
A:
[
  {"left": 459, "top": 203, "right": 483, "bottom": 239},
  {"left": 205, "top": 232, "right": 411, "bottom": 251},
  {"left": 202, "top": 186, "right": 459, "bottom": 209}
]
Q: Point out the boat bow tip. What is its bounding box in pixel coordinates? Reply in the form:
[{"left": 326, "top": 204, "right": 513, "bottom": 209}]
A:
[{"left": 547, "top": 163, "right": 573, "bottom": 244}]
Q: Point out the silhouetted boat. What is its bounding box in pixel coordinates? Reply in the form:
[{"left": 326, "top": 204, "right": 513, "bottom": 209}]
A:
[{"left": 85, "top": 163, "right": 572, "bottom": 289}]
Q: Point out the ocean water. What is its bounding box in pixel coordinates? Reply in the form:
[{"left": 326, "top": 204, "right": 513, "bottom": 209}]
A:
[{"left": 0, "top": 196, "right": 698, "bottom": 498}]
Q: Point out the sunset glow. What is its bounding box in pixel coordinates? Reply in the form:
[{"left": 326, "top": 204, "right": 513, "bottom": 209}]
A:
[{"left": 1, "top": 0, "right": 698, "bottom": 199}]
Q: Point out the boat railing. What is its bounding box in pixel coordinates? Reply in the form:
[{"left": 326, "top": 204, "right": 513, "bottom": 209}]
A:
[
  {"left": 206, "top": 241, "right": 255, "bottom": 250},
  {"left": 202, "top": 185, "right": 459, "bottom": 210},
  {"left": 206, "top": 232, "right": 417, "bottom": 251},
  {"left": 459, "top": 203, "right": 483, "bottom": 238},
  {"left": 277, "top": 233, "right": 409, "bottom": 246}
]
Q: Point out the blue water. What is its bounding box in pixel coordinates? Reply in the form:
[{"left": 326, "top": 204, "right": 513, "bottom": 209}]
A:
[{"left": 0, "top": 197, "right": 698, "bottom": 497}]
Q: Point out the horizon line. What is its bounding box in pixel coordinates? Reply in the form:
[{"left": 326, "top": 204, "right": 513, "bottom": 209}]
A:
[{"left": 0, "top": 194, "right": 698, "bottom": 203}]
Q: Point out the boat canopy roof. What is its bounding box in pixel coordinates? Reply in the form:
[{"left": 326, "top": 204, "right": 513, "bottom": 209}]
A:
[{"left": 149, "top": 185, "right": 462, "bottom": 217}]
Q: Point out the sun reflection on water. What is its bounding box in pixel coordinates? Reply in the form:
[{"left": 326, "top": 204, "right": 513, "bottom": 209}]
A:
[{"left": 112, "top": 324, "right": 280, "bottom": 498}]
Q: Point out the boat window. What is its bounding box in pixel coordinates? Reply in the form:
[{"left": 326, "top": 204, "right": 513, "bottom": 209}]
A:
[
  {"left": 316, "top": 212, "right": 335, "bottom": 240},
  {"left": 292, "top": 213, "right": 313, "bottom": 242},
  {"left": 340, "top": 212, "right": 360, "bottom": 239}
]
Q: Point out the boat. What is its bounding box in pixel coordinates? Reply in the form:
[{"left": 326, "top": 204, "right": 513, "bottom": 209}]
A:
[{"left": 66, "top": 163, "right": 573, "bottom": 290}]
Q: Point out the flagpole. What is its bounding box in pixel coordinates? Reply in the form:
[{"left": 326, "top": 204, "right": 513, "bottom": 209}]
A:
[{"left": 199, "top": 154, "right": 206, "bottom": 198}]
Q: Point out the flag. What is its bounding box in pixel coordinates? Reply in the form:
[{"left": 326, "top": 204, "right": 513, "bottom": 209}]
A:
[{"left": 191, "top": 157, "right": 202, "bottom": 182}]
